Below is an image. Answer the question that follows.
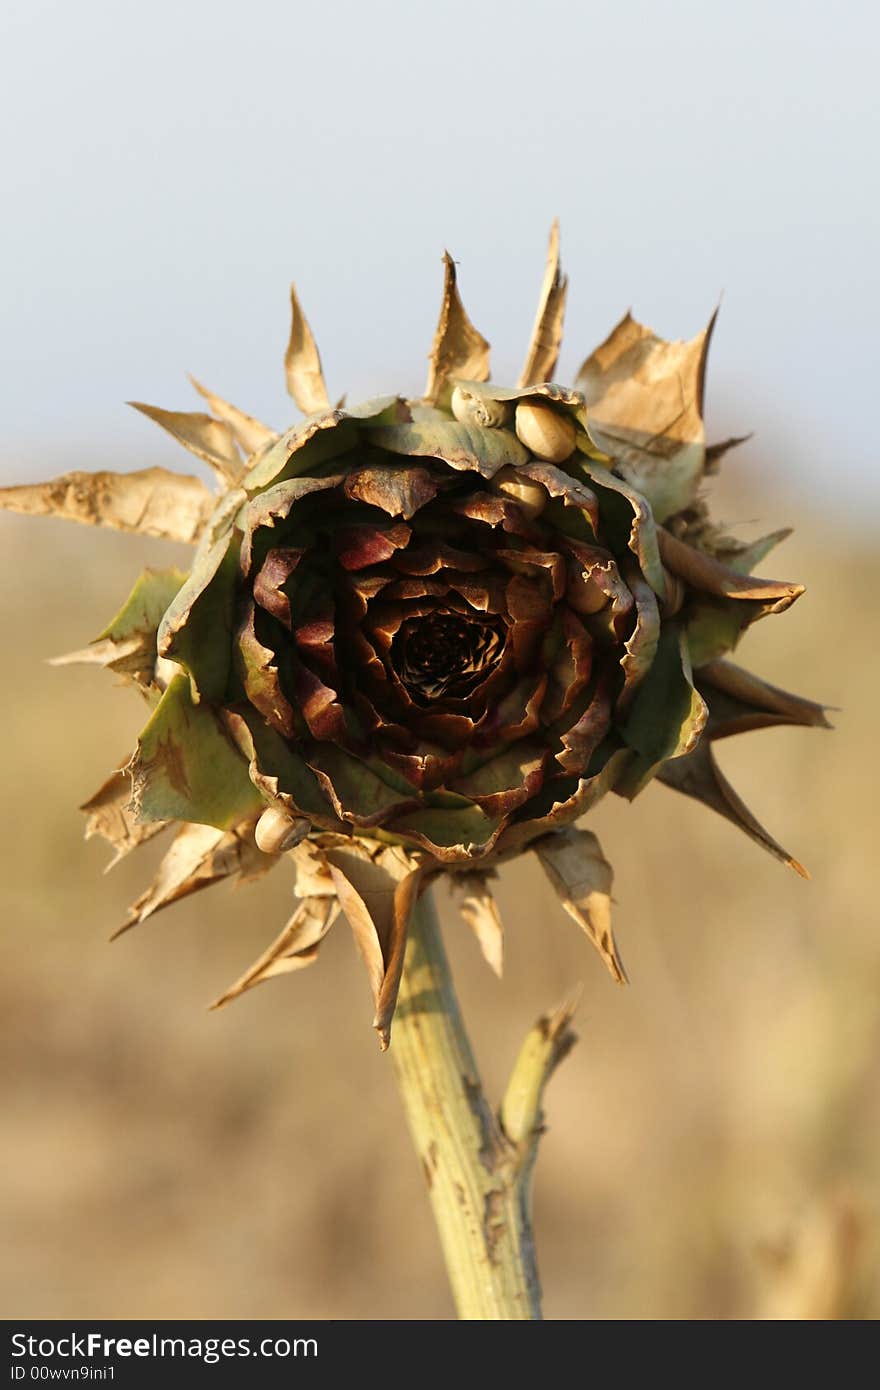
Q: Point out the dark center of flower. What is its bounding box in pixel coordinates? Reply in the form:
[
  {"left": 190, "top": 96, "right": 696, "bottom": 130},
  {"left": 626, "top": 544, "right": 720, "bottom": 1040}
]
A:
[{"left": 394, "top": 611, "right": 505, "bottom": 700}]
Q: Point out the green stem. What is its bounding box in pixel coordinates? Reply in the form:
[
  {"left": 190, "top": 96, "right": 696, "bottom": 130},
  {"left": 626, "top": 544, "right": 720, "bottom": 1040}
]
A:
[{"left": 390, "top": 888, "right": 577, "bottom": 1320}]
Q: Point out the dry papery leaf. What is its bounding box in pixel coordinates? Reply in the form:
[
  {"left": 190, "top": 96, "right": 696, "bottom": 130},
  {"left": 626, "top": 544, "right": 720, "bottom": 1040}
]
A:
[
  {"left": 129, "top": 402, "right": 243, "bottom": 486},
  {"left": 533, "top": 827, "right": 627, "bottom": 983},
  {"left": 424, "top": 252, "right": 491, "bottom": 407},
  {"left": 189, "top": 376, "right": 277, "bottom": 457},
  {"left": 51, "top": 635, "right": 149, "bottom": 679},
  {"left": 658, "top": 740, "right": 808, "bottom": 878},
  {"left": 518, "top": 219, "right": 568, "bottom": 389},
  {"left": 209, "top": 837, "right": 342, "bottom": 1007},
  {"left": 452, "top": 871, "right": 504, "bottom": 977},
  {"left": 576, "top": 311, "right": 716, "bottom": 523},
  {"left": 0, "top": 468, "right": 214, "bottom": 544},
  {"left": 285, "top": 282, "right": 331, "bottom": 416},
  {"left": 658, "top": 527, "right": 804, "bottom": 609},
  {"left": 325, "top": 840, "right": 425, "bottom": 1049},
  {"left": 81, "top": 768, "right": 169, "bottom": 868},
  {"left": 211, "top": 896, "right": 340, "bottom": 1009},
  {"left": 115, "top": 820, "right": 272, "bottom": 936}
]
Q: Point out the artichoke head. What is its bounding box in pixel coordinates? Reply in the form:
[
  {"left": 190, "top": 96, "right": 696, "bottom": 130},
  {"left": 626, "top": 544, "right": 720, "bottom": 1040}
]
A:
[{"left": 0, "top": 225, "right": 829, "bottom": 1046}]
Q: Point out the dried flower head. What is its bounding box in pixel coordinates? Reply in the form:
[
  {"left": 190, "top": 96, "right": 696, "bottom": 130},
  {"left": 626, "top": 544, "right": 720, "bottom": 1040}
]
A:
[{"left": 0, "top": 225, "right": 829, "bottom": 1046}]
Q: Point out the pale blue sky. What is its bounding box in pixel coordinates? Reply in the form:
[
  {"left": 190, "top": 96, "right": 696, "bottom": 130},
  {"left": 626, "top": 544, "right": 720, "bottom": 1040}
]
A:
[{"left": 1, "top": 0, "right": 876, "bottom": 519}]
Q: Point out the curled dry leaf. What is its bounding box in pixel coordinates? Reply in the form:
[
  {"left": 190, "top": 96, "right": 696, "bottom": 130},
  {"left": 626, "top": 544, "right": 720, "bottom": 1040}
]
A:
[
  {"left": 188, "top": 376, "right": 277, "bottom": 457},
  {"left": 452, "top": 871, "right": 504, "bottom": 977},
  {"left": 424, "top": 252, "right": 491, "bottom": 407},
  {"left": 288, "top": 837, "right": 340, "bottom": 899},
  {"left": 700, "top": 659, "right": 832, "bottom": 735},
  {"left": 704, "top": 433, "right": 752, "bottom": 473},
  {"left": 129, "top": 402, "right": 243, "bottom": 487},
  {"left": 324, "top": 841, "right": 425, "bottom": 1049},
  {"left": 50, "top": 636, "right": 145, "bottom": 674},
  {"left": 533, "top": 827, "right": 626, "bottom": 983},
  {"left": 50, "top": 567, "right": 187, "bottom": 696},
  {"left": 576, "top": 310, "right": 716, "bottom": 523},
  {"left": 0, "top": 468, "right": 215, "bottom": 544},
  {"left": 518, "top": 220, "right": 568, "bottom": 388},
  {"left": 210, "top": 896, "right": 340, "bottom": 1009},
  {"left": 285, "top": 282, "right": 331, "bottom": 416},
  {"left": 81, "top": 767, "right": 169, "bottom": 867},
  {"left": 720, "top": 529, "right": 793, "bottom": 575},
  {"left": 115, "top": 819, "right": 272, "bottom": 937},
  {"left": 655, "top": 656, "right": 831, "bottom": 876},
  {"left": 658, "top": 527, "right": 804, "bottom": 611},
  {"left": 658, "top": 740, "right": 808, "bottom": 877}
]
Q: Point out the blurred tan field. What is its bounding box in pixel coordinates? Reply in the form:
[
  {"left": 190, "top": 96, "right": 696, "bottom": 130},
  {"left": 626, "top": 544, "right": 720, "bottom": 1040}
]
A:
[{"left": 1, "top": 465, "right": 877, "bottom": 1321}]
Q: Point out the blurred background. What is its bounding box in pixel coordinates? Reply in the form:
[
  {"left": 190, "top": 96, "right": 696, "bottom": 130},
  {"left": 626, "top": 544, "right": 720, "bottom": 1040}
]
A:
[{"left": 1, "top": 0, "right": 877, "bottom": 1320}]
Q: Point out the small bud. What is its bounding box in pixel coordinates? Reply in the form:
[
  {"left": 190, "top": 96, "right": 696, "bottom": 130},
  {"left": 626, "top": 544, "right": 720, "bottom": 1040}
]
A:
[
  {"left": 255, "top": 807, "right": 310, "bottom": 854},
  {"left": 514, "top": 400, "right": 576, "bottom": 462},
  {"left": 451, "top": 385, "right": 511, "bottom": 429},
  {"left": 489, "top": 465, "right": 546, "bottom": 520}
]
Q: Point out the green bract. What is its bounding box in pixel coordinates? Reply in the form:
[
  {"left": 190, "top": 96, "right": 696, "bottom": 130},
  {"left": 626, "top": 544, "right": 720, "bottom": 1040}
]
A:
[{"left": 0, "top": 227, "right": 829, "bottom": 1046}]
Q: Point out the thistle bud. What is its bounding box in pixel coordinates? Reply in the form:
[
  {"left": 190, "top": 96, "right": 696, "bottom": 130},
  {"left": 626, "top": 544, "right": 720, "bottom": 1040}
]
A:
[{"left": 0, "top": 232, "right": 827, "bottom": 1053}]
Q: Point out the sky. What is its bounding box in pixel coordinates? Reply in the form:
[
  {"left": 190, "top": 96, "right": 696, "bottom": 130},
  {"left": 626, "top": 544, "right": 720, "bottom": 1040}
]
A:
[{"left": 1, "top": 0, "right": 877, "bottom": 521}]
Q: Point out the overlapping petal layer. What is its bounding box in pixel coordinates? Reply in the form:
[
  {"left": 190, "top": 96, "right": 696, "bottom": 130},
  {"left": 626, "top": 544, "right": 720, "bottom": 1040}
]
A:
[{"left": 138, "top": 397, "right": 710, "bottom": 865}]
